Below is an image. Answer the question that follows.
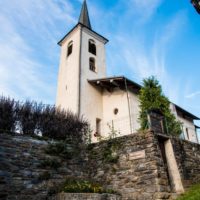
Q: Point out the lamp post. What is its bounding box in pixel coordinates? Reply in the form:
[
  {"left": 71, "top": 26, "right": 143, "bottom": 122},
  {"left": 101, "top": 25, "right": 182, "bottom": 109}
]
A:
[{"left": 191, "top": 0, "right": 200, "bottom": 14}]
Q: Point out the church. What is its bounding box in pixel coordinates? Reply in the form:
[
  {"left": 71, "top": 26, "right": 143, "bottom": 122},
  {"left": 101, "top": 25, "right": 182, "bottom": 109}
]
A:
[{"left": 56, "top": 0, "right": 199, "bottom": 143}]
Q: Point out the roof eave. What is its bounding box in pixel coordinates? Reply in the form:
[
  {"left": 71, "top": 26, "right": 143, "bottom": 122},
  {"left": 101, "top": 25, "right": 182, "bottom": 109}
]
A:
[
  {"left": 174, "top": 104, "right": 200, "bottom": 120},
  {"left": 58, "top": 23, "right": 109, "bottom": 46}
]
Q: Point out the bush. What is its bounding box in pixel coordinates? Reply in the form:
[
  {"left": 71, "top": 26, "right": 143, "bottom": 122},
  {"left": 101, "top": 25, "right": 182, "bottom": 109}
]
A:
[
  {"left": 45, "top": 141, "right": 77, "bottom": 159},
  {"left": 0, "top": 97, "right": 16, "bottom": 132},
  {"left": 0, "top": 96, "right": 89, "bottom": 142},
  {"left": 139, "top": 77, "right": 182, "bottom": 136},
  {"left": 62, "top": 179, "right": 117, "bottom": 194}
]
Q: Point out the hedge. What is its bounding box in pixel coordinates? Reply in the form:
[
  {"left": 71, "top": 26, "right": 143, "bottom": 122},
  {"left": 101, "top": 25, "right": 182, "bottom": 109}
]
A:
[{"left": 0, "top": 96, "right": 89, "bottom": 142}]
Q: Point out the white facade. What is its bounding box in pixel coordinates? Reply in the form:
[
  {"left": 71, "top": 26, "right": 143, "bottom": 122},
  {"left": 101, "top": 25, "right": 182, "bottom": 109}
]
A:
[
  {"left": 56, "top": 23, "right": 108, "bottom": 142},
  {"left": 56, "top": 1, "right": 199, "bottom": 143},
  {"left": 170, "top": 103, "right": 198, "bottom": 143}
]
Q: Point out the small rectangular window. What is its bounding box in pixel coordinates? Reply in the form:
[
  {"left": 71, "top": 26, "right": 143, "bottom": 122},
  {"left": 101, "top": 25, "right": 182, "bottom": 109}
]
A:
[
  {"left": 67, "top": 41, "right": 73, "bottom": 57},
  {"left": 67, "top": 45, "right": 73, "bottom": 57},
  {"left": 96, "top": 118, "right": 101, "bottom": 135}
]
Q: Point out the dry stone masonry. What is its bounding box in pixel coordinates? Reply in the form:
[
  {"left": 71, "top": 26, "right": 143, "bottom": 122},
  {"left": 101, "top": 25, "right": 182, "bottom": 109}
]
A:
[{"left": 0, "top": 131, "right": 200, "bottom": 200}]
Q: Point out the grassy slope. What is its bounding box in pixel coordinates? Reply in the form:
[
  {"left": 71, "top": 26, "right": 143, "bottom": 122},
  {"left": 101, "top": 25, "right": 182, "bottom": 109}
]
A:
[{"left": 176, "top": 183, "right": 200, "bottom": 200}]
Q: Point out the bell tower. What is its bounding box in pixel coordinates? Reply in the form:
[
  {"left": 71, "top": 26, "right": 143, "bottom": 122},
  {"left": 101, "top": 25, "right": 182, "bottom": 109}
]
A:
[{"left": 56, "top": 0, "right": 108, "bottom": 123}]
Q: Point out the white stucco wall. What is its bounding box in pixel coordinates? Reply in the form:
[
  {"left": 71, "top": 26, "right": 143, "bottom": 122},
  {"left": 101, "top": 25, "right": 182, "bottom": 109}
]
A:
[
  {"left": 56, "top": 25, "right": 107, "bottom": 138},
  {"left": 79, "top": 27, "right": 107, "bottom": 141},
  {"left": 128, "top": 91, "right": 141, "bottom": 133},
  {"left": 102, "top": 89, "right": 131, "bottom": 137},
  {"left": 177, "top": 116, "right": 197, "bottom": 143},
  {"left": 170, "top": 103, "right": 198, "bottom": 143},
  {"left": 56, "top": 24, "right": 198, "bottom": 143},
  {"left": 56, "top": 26, "right": 81, "bottom": 113}
]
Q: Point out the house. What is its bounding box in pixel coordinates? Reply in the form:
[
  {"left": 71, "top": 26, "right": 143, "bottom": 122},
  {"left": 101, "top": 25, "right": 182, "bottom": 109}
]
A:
[{"left": 56, "top": 0, "right": 199, "bottom": 143}]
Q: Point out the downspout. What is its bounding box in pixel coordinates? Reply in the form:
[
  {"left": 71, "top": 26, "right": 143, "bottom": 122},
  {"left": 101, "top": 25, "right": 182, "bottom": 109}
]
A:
[
  {"left": 124, "top": 78, "right": 132, "bottom": 134},
  {"left": 78, "top": 25, "right": 83, "bottom": 118}
]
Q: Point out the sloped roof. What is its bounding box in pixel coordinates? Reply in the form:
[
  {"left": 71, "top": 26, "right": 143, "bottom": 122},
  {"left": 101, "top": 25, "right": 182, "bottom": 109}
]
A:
[{"left": 88, "top": 76, "right": 200, "bottom": 120}]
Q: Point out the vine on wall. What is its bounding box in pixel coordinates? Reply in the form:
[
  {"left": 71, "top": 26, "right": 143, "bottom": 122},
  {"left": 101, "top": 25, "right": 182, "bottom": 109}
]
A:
[{"left": 138, "top": 76, "right": 182, "bottom": 136}]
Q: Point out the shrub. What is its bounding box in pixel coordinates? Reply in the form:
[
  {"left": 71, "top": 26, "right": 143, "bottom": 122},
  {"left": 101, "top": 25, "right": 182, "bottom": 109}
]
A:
[
  {"left": 45, "top": 141, "right": 77, "bottom": 159},
  {"left": 139, "top": 77, "right": 182, "bottom": 136},
  {"left": 0, "top": 96, "right": 16, "bottom": 132},
  {"left": 62, "top": 179, "right": 117, "bottom": 194},
  {"left": 0, "top": 96, "right": 89, "bottom": 142}
]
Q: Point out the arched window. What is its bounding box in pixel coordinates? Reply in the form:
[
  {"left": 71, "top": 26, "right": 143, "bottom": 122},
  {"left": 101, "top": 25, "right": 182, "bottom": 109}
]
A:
[
  {"left": 89, "top": 57, "right": 96, "bottom": 72},
  {"left": 67, "top": 41, "right": 73, "bottom": 57},
  {"left": 88, "top": 39, "right": 96, "bottom": 55}
]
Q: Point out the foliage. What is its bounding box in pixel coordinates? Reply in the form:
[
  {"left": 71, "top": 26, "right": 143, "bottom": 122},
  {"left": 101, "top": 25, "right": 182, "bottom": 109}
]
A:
[
  {"left": 93, "top": 123, "right": 121, "bottom": 163},
  {"left": 102, "top": 140, "right": 120, "bottom": 163},
  {"left": 0, "top": 97, "right": 16, "bottom": 132},
  {"left": 92, "top": 123, "right": 121, "bottom": 163},
  {"left": 95, "top": 122, "right": 120, "bottom": 142},
  {"left": 0, "top": 96, "right": 89, "bottom": 142},
  {"left": 39, "top": 158, "right": 61, "bottom": 170},
  {"left": 45, "top": 141, "right": 77, "bottom": 159},
  {"left": 138, "top": 76, "right": 182, "bottom": 136},
  {"left": 106, "top": 123, "right": 120, "bottom": 140},
  {"left": 177, "top": 183, "right": 200, "bottom": 200},
  {"left": 62, "top": 178, "right": 116, "bottom": 194}
]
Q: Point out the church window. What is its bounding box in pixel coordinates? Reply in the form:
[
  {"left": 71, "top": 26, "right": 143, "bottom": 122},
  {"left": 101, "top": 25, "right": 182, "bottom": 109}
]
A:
[
  {"left": 89, "top": 57, "right": 96, "bottom": 72},
  {"left": 89, "top": 39, "right": 96, "bottom": 55},
  {"left": 67, "top": 41, "right": 73, "bottom": 57}
]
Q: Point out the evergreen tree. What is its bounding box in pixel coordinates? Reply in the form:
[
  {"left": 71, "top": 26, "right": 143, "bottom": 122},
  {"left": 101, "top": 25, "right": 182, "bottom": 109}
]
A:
[{"left": 139, "top": 76, "right": 182, "bottom": 136}]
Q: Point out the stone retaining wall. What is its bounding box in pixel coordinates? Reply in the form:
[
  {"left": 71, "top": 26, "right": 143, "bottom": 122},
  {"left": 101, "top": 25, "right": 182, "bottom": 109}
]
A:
[
  {"left": 87, "top": 131, "right": 171, "bottom": 200},
  {"left": 1, "top": 132, "right": 200, "bottom": 200},
  {"left": 53, "top": 192, "right": 121, "bottom": 200},
  {"left": 171, "top": 138, "right": 200, "bottom": 188},
  {"left": 0, "top": 133, "right": 86, "bottom": 200}
]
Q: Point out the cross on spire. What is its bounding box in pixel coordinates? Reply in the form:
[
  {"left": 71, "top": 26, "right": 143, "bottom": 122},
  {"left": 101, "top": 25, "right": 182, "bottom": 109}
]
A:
[{"left": 78, "top": 0, "right": 92, "bottom": 29}]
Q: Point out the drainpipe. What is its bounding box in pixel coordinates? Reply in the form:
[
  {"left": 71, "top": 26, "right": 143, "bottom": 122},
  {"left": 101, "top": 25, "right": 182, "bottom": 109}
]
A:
[
  {"left": 78, "top": 25, "right": 83, "bottom": 118},
  {"left": 124, "top": 78, "right": 132, "bottom": 134}
]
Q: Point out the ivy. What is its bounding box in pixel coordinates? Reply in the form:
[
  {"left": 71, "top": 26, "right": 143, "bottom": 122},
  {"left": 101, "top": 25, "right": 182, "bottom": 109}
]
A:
[{"left": 139, "top": 76, "right": 182, "bottom": 136}]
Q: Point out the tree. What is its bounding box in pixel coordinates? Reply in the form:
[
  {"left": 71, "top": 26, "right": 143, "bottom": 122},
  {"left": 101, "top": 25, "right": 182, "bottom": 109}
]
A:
[{"left": 139, "top": 76, "right": 182, "bottom": 136}]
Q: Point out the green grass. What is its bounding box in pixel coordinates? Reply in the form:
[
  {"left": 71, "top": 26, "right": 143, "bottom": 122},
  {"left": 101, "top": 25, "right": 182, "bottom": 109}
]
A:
[{"left": 177, "top": 183, "right": 200, "bottom": 200}]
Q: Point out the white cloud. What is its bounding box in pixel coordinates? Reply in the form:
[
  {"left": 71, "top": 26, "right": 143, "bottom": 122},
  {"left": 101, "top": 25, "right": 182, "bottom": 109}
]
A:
[
  {"left": 108, "top": 11, "right": 186, "bottom": 104},
  {"left": 0, "top": 0, "right": 76, "bottom": 103},
  {"left": 186, "top": 91, "right": 200, "bottom": 99},
  {"left": 129, "top": 0, "right": 162, "bottom": 21}
]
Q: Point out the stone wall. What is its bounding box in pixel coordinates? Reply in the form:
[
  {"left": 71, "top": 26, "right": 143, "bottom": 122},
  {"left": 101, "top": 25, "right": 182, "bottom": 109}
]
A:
[
  {"left": 0, "top": 133, "right": 85, "bottom": 200},
  {"left": 171, "top": 138, "right": 200, "bottom": 188},
  {"left": 86, "top": 131, "right": 171, "bottom": 200},
  {"left": 1, "top": 131, "right": 200, "bottom": 200},
  {"left": 54, "top": 193, "right": 121, "bottom": 200}
]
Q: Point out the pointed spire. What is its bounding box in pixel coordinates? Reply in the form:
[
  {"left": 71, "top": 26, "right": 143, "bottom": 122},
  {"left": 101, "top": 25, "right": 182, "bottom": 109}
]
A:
[{"left": 78, "top": 0, "right": 92, "bottom": 29}]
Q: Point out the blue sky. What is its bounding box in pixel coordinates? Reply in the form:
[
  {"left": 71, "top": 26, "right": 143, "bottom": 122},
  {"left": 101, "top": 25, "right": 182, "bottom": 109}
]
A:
[{"left": 0, "top": 0, "right": 200, "bottom": 126}]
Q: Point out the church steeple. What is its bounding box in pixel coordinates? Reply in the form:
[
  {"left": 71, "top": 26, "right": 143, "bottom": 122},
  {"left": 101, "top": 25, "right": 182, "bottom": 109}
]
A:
[{"left": 78, "top": 0, "right": 92, "bottom": 29}]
